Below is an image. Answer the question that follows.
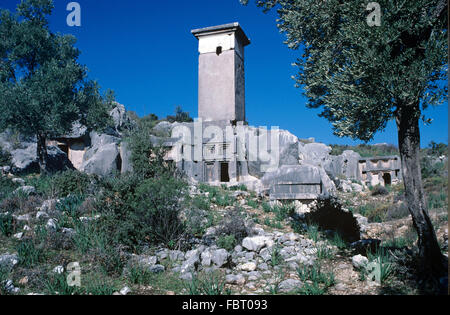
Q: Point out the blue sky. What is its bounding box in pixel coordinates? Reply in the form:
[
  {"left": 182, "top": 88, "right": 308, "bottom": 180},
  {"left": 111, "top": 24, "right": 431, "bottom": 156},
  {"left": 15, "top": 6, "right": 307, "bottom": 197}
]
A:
[{"left": 2, "top": 0, "right": 448, "bottom": 146}]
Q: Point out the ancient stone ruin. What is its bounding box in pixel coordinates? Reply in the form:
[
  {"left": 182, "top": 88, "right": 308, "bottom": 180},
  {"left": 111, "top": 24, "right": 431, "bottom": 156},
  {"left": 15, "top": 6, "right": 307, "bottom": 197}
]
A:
[
  {"left": 163, "top": 23, "right": 336, "bottom": 200},
  {"left": 0, "top": 22, "right": 403, "bottom": 200},
  {"left": 358, "top": 156, "right": 402, "bottom": 186},
  {"left": 162, "top": 22, "right": 402, "bottom": 200}
]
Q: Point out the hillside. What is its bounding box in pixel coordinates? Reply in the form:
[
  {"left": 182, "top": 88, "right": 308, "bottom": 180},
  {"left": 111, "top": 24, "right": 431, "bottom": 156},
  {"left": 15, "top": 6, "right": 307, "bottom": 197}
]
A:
[{"left": 0, "top": 136, "right": 447, "bottom": 295}]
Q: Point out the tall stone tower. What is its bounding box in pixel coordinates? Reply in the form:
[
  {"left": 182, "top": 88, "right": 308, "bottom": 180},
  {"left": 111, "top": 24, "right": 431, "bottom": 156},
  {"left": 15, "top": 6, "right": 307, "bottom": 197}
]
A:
[{"left": 192, "top": 23, "right": 250, "bottom": 123}]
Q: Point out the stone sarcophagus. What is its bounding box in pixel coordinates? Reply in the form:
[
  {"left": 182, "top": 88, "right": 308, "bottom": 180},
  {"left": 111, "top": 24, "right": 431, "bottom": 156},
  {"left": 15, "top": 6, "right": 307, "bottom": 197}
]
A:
[
  {"left": 358, "top": 156, "right": 402, "bottom": 186},
  {"left": 261, "top": 165, "right": 324, "bottom": 201}
]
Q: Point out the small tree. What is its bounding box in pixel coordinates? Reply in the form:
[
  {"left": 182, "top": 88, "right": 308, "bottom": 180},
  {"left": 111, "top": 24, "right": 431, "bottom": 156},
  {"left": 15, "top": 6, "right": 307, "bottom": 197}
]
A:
[
  {"left": 243, "top": 0, "right": 448, "bottom": 278},
  {"left": 0, "top": 0, "right": 111, "bottom": 173},
  {"left": 167, "top": 106, "right": 194, "bottom": 123}
]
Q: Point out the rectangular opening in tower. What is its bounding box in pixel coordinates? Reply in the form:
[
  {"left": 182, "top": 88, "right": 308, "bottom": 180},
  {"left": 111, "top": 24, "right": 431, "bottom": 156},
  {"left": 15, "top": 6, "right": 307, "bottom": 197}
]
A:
[
  {"left": 204, "top": 162, "right": 214, "bottom": 182},
  {"left": 220, "top": 162, "right": 230, "bottom": 183}
]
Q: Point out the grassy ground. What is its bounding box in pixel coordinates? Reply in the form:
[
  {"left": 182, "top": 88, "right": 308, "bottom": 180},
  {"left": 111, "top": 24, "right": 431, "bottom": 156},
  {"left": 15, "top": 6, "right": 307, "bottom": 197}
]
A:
[{"left": 0, "top": 162, "right": 447, "bottom": 295}]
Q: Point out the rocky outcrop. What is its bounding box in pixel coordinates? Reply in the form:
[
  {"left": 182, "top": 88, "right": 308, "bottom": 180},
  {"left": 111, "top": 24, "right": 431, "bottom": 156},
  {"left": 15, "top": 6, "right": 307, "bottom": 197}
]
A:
[
  {"left": 0, "top": 131, "right": 74, "bottom": 174},
  {"left": 247, "top": 128, "right": 299, "bottom": 179},
  {"left": 108, "top": 102, "right": 135, "bottom": 136},
  {"left": 80, "top": 132, "right": 121, "bottom": 176},
  {"left": 299, "top": 142, "right": 333, "bottom": 168},
  {"left": 119, "top": 141, "right": 133, "bottom": 174},
  {"left": 153, "top": 121, "right": 174, "bottom": 136},
  {"left": 325, "top": 150, "right": 362, "bottom": 181},
  {"left": 60, "top": 121, "right": 89, "bottom": 139}
]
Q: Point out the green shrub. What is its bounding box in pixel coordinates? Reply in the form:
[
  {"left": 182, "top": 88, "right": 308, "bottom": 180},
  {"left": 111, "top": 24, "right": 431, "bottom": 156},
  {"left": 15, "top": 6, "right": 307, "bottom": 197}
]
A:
[
  {"left": 83, "top": 281, "right": 117, "bottom": 296},
  {"left": 0, "top": 213, "right": 16, "bottom": 236},
  {"left": 306, "top": 224, "right": 320, "bottom": 242},
  {"left": 274, "top": 203, "right": 295, "bottom": 221},
  {"left": 185, "top": 271, "right": 230, "bottom": 295},
  {"left": 0, "top": 146, "right": 11, "bottom": 166},
  {"left": 191, "top": 195, "right": 211, "bottom": 211},
  {"left": 229, "top": 184, "right": 247, "bottom": 191},
  {"left": 424, "top": 142, "right": 448, "bottom": 157},
  {"left": 26, "top": 175, "right": 56, "bottom": 198},
  {"left": 56, "top": 195, "right": 85, "bottom": 220},
  {"left": 129, "top": 265, "right": 154, "bottom": 285},
  {"left": 214, "top": 193, "right": 235, "bottom": 207},
  {"left": 198, "top": 183, "right": 215, "bottom": 194},
  {"left": 198, "top": 184, "right": 235, "bottom": 207},
  {"left": 261, "top": 202, "right": 295, "bottom": 221},
  {"left": 270, "top": 244, "right": 283, "bottom": 267},
  {"left": 246, "top": 198, "right": 259, "bottom": 209},
  {"left": 215, "top": 208, "right": 250, "bottom": 244},
  {"left": 371, "top": 185, "right": 389, "bottom": 196},
  {"left": 92, "top": 241, "right": 126, "bottom": 276},
  {"left": 95, "top": 173, "right": 188, "bottom": 250},
  {"left": 262, "top": 202, "right": 272, "bottom": 213},
  {"left": 27, "top": 171, "right": 93, "bottom": 198},
  {"left": 328, "top": 232, "right": 348, "bottom": 250},
  {"left": 365, "top": 248, "right": 394, "bottom": 284},
  {"left": 330, "top": 144, "right": 398, "bottom": 157},
  {"left": 126, "top": 125, "right": 176, "bottom": 179},
  {"left": 73, "top": 217, "right": 126, "bottom": 275},
  {"left": 93, "top": 174, "right": 142, "bottom": 249},
  {"left": 330, "top": 144, "right": 399, "bottom": 157},
  {"left": 133, "top": 175, "right": 188, "bottom": 247},
  {"left": 297, "top": 263, "right": 335, "bottom": 295},
  {"left": 185, "top": 208, "right": 216, "bottom": 238},
  {"left": 383, "top": 236, "right": 415, "bottom": 249},
  {"left": 0, "top": 265, "right": 10, "bottom": 295},
  {"left": 0, "top": 177, "right": 18, "bottom": 201},
  {"left": 421, "top": 154, "right": 446, "bottom": 179},
  {"left": 427, "top": 190, "right": 447, "bottom": 209},
  {"left": 385, "top": 203, "right": 410, "bottom": 220},
  {"left": 217, "top": 235, "right": 236, "bottom": 251},
  {"left": 51, "top": 170, "right": 93, "bottom": 197},
  {"left": 166, "top": 106, "right": 194, "bottom": 124},
  {"left": 45, "top": 272, "right": 79, "bottom": 295},
  {"left": 316, "top": 244, "right": 333, "bottom": 260},
  {"left": 263, "top": 217, "right": 283, "bottom": 229},
  {"left": 17, "top": 239, "right": 45, "bottom": 267},
  {"left": 45, "top": 272, "right": 117, "bottom": 295},
  {"left": 73, "top": 221, "right": 98, "bottom": 253},
  {"left": 357, "top": 203, "right": 388, "bottom": 223}
]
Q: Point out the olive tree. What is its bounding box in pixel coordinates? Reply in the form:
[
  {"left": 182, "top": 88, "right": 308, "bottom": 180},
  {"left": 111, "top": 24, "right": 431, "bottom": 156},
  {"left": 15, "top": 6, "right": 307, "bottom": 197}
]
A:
[
  {"left": 242, "top": 0, "right": 448, "bottom": 277},
  {"left": 0, "top": 0, "right": 111, "bottom": 173}
]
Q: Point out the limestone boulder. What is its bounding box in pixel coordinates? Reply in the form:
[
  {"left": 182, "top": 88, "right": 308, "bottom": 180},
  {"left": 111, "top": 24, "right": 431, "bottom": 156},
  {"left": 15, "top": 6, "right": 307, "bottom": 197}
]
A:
[
  {"left": 242, "top": 236, "right": 274, "bottom": 252},
  {"left": 119, "top": 141, "right": 133, "bottom": 174},
  {"left": 80, "top": 132, "right": 121, "bottom": 176},
  {"left": 8, "top": 141, "right": 37, "bottom": 173},
  {"left": 0, "top": 253, "right": 19, "bottom": 271},
  {"left": 211, "top": 249, "right": 229, "bottom": 268},
  {"left": 352, "top": 255, "right": 369, "bottom": 269},
  {"left": 109, "top": 102, "right": 135, "bottom": 135},
  {"left": 153, "top": 121, "right": 175, "bottom": 137},
  {"left": 0, "top": 132, "right": 74, "bottom": 174},
  {"left": 61, "top": 121, "right": 89, "bottom": 139},
  {"left": 278, "top": 279, "right": 302, "bottom": 293},
  {"left": 298, "top": 142, "right": 333, "bottom": 168},
  {"left": 326, "top": 150, "right": 362, "bottom": 181},
  {"left": 247, "top": 127, "right": 299, "bottom": 178}
]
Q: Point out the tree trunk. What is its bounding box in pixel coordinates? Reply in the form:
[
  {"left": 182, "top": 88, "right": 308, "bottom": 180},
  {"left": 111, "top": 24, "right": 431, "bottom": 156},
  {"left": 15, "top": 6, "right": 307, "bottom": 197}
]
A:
[
  {"left": 396, "top": 103, "right": 445, "bottom": 278},
  {"left": 36, "top": 132, "right": 48, "bottom": 175}
]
